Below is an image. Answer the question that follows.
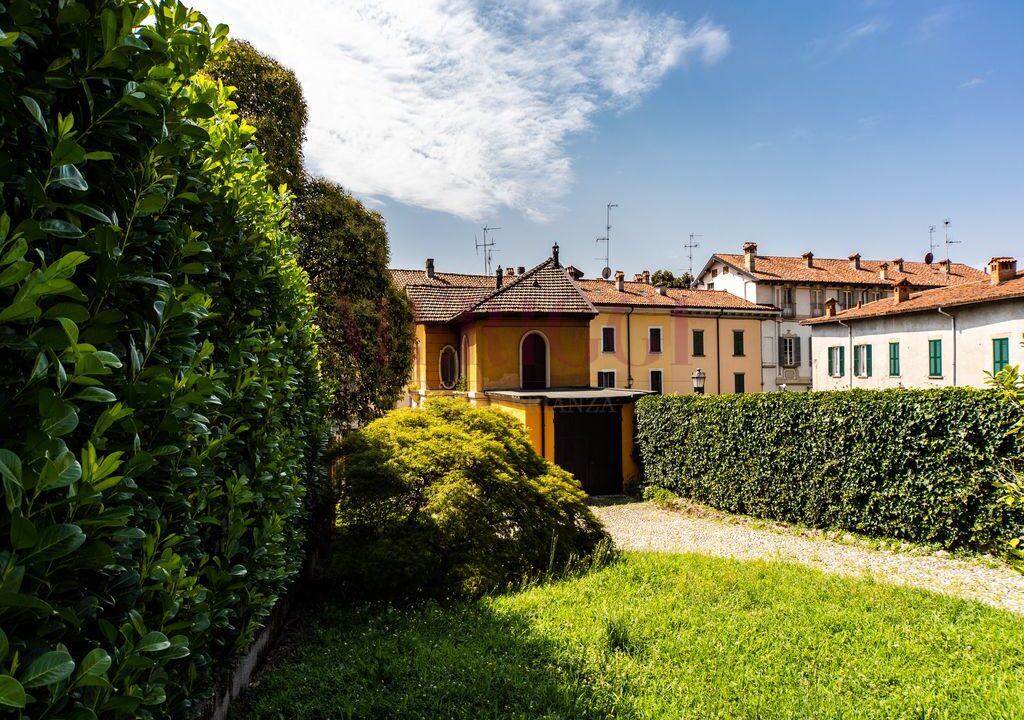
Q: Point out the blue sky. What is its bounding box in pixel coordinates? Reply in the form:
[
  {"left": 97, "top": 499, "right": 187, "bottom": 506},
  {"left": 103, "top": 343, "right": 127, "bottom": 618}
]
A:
[{"left": 196, "top": 1, "right": 1024, "bottom": 278}]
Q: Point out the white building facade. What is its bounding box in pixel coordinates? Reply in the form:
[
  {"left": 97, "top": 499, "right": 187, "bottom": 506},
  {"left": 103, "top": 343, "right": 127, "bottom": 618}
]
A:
[
  {"left": 695, "top": 243, "right": 986, "bottom": 391},
  {"left": 805, "top": 258, "right": 1024, "bottom": 390}
]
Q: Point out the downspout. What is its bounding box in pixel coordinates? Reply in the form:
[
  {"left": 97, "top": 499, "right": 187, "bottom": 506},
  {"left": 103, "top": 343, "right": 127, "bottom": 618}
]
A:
[
  {"left": 716, "top": 310, "right": 724, "bottom": 395},
  {"left": 838, "top": 319, "right": 852, "bottom": 389},
  {"left": 540, "top": 397, "right": 546, "bottom": 460},
  {"left": 626, "top": 306, "right": 634, "bottom": 388},
  {"left": 937, "top": 307, "right": 956, "bottom": 386}
]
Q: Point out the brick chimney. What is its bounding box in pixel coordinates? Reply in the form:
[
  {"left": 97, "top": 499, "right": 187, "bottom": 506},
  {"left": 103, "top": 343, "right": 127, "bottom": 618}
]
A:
[
  {"left": 879, "top": 262, "right": 889, "bottom": 280},
  {"left": 517, "top": 266, "right": 525, "bottom": 275},
  {"left": 495, "top": 267, "right": 503, "bottom": 288},
  {"left": 615, "top": 270, "right": 625, "bottom": 292},
  {"left": 824, "top": 298, "right": 837, "bottom": 317},
  {"left": 892, "top": 257, "right": 904, "bottom": 272},
  {"left": 565, "top": 265, "right": 584, "bottom": 280},
  {"left": 848, "top": 253, "right": 861, "bottom": 270},
  {"left": 425, "top": 258, "right": 435, "bottom": 279},
  {"left": 938, "top": 259, "right": 951, "bottom": 275},
  {"left": 989, "top": 257, "right": 1018, "bottom": 285},
  {"left": 641, "top": 270, "right": 651, "bottom": 285},
  {"left": 656, "top": 283, "right": 667, "bottom": 296},
  {"left": 505, "top": 267, "right": 515, "bottom": 277},
  {"left": 802, "top": 251, "right": 814, "bottom": 268},
  {"left": 893, "top": 278, "right": 911, "bottom": 304},
  {"left": 551, "top": 243, "right": 560, "bottom": 267},
  {"left": 743, "top": 242, "right": 757, "bottom": 272}
]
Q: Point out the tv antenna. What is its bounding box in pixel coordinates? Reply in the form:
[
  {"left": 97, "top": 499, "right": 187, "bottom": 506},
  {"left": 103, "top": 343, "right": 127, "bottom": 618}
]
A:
[
  {"left": 684, "top": 232, "right": 703, "bottom": 279},
  {"left": 928, "top": 225, "right": 938, "bottom": 257},
  {"left": 595, "top": 202, "right": 618, "bottom": 279},
  {"left": 475, "top": 225, "right": 501, "bottom": 274},
  {"left": 943, "top": 218, "right": 959, "bottom": 260}
]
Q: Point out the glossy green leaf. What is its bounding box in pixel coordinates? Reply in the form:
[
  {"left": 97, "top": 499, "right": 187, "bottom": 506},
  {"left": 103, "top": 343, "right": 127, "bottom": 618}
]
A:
[
  {"left": 24, "top": 524, "right": 86, "bottom": 563},
  {"left": 19, "top": 96, "right": 47, "bottom": 132},
  {"left": 136, "top": 631, "right": 170, "bottom": 653},
  {"left": 79, "top": 648, "right": 112, "bottom": 677},
  {"left": 20, "top": 651, "right": 75, "bottom": 688},
  {"left": 0, "top": 676, "right": 26, "bottom": 708}
]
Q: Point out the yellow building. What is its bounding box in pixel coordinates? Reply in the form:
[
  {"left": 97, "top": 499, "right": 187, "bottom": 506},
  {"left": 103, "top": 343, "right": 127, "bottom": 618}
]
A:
[
  {"left": 577, "top": 271, "right": 780, "bottom": 394},
  {"left": 391, "top": 246, "right": 647, "bottom": 494}
]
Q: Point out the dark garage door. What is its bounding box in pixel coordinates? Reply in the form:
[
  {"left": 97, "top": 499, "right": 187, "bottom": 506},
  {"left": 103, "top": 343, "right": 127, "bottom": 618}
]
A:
[{"left": 554, "top": 404, "right": 622, "bottom": 495}]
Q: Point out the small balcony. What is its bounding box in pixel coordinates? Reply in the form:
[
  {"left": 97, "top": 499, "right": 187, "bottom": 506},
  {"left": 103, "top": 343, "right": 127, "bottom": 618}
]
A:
[
  {"left": 781, "top": 304, "right": 796, "bottom": 318},
  {"left": 810, "top": 305, "right": 824, "bottom": 317}
]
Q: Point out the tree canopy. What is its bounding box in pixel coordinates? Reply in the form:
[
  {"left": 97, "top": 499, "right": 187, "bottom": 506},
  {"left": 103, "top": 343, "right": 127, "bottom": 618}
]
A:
[{"left": 651, "top": 269, "right": 693, "bottom": 288}]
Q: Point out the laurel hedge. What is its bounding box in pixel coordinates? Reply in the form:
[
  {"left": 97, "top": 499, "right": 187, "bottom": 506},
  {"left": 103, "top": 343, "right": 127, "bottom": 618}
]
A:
[
  {"left": 636, "top": 389, "right": 1024, "bottom": 551},
  {"left": 0, "top": 2, "right": 325, "bottom": 718}
]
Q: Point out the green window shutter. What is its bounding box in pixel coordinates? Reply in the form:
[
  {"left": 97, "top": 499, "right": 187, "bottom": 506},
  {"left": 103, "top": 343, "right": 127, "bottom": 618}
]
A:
[
  {"left": 889, "top": 342, "right": 899, "bottom": 376},
  {"left": 866, "top": 344, "right": 872, "bottom": 377},
  {"left": 839, "top": 346, "right": 845, "bottom": 376},
  {"left": 928, "top": 339, "right": 942, "bottom": 377},
  {"left": 828, "top": 347, "right": 834, "bottom": 376},
  {"left": 994, "top": 338, "right": 1010, "bottom": 375},
  {"left": 853, "top": 345, "right": 861, "bottom": 377}
]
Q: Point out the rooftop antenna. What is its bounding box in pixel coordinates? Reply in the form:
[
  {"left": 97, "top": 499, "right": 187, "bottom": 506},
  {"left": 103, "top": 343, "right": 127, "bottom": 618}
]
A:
[
  {"left": 943, "top": 218, "right": 959, "bottom": 261},
  {"left": 595, "top": 202, "right": 618, "bottom": 279},
  {"left": 684, "top": 232, "right": 703, "bottom": 279},
  {"left": 475, "top": 225, "right": 501, "bottom": 274},
  {"left": 928, "top": 225, "right": 938, "bottom": 258}
]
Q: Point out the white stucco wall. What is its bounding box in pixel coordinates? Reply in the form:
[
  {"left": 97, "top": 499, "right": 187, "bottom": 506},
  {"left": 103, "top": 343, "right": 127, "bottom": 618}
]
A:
[{"left": 810, "top": 299, "right": 1024, "bottom": 390}]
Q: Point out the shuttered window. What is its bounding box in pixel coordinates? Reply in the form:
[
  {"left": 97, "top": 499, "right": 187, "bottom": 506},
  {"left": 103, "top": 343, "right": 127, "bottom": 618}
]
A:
[
  {"left": 650, "top": 370, "right": 663, "bottom": 394},
  {"left": 828, "top": 346, "right": 845, "bottom": 377},
  {"left": 779, "top": 336, "right": 801, "bottom": 368},
  {"left": 649, "top": 327, "right": 662, "bottom": 354},
  {"left": 928, "top": 339, "right": 942, "bottom": 378},
  {"left": 734, "top": 373, "right": 745, "bottom": 394},
  {"left": 853, "top": 344, "right": 872, "bottom": 378},
  {"left": 693, "top": 330, "right": 705, "bottom": 357},
  {"left": 602, "top": 327, "right": 615, "bottom": 353},
  {"left": 889, "top": 341, "right": 900, "bottom": 376},
  {"left": 597, "top": 370, "right": 616, "bottom": 388},
  {"left": 733, "top": 330, "right": 744, "bottom": 357},
  {"left": 994, "top": 338, "right": 1010, "bottom": 375}
]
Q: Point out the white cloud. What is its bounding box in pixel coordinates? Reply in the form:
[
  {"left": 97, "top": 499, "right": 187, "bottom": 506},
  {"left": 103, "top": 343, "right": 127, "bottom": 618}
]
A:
[
  {"left": 192, "top": 0, "right": 727, "bottom": 221},
  {"left": 960, "top": 77, "right": 985, "bottom": 89},
  {"left": 811, "top": 17, "right": 885, "bottom": 55}
]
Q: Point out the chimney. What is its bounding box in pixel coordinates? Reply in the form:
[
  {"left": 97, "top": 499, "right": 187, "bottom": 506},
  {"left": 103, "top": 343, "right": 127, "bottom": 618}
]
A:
[
  {"left": 824, "top": 298, "right": 837, "bottom": 317},
  {"left": 425, "top": 258, "right": 435, "bottom": 279},
  {"left": 892, "top": 257, "right": 904, "bottom": 272},
  {"left": 516, "top": 266, "right": 525, "bottom": 275},
  {"left": 938, "top": 259, "right": 951, "bottom": 275},
  {"left": 633, "top": 273, "right": 645, "bottom": 283},
  {"left": 879, "top": 262, "right": 889, "bottom": 280},
  {"left": 551, "top": 243, "right": 560, "bottom": 267},
  {"left": 848, "top": 253, "right": 861, "bottom": 270},
  {"left": 505, "top": 267, "right": 515, "bottom": 277},
  {"left": 565, "top": 265, "right": 584, "bottom": 280},
  {"left": 802, "top": 251, "right": 814, "bottom": 268},
  {"left": 989, "top": 257, "right": 1018, "bottom": 285},
  {"left": 641, "top": 270, "right": 651, "bottom": 285},
  {"left": 743, "top": 242, "right": 757, "bottom": 272},
  {"left": 656, "top": 283, "right": 668, "bottom": 296},
  {"left": 495, "top": 267, "right": 503, "bottom": 288},
  {"left": 893, "top": 278, "right": 911, "bottom": 304},
  {"left": 615, "top": 270, "right": 625, "bottom": 292}
]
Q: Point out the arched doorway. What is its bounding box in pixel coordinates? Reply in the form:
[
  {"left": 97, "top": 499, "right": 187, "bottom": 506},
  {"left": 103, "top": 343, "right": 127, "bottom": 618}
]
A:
[{"left": 520, "top": 332, "right": 548, "bottom": 390}]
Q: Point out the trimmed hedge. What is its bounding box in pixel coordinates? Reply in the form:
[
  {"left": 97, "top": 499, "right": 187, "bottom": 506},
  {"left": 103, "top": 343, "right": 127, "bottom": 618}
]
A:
[
  {"left": 1, "top": 2, "right": 325, "bottom": 717},
  {"left": 637, "top": 389, "right": 1024, "bottom": 551}
]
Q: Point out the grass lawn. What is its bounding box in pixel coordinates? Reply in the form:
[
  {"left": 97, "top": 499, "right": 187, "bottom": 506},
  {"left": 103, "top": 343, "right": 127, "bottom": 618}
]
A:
[{"left": 234, "top": 552, "right": 1024, "bottom": 719}]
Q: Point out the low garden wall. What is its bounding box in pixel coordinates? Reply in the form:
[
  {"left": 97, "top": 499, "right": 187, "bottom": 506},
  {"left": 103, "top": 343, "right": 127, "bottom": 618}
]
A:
[{"left": 636, "top": 389, "right": 1024, "bottom": 551}]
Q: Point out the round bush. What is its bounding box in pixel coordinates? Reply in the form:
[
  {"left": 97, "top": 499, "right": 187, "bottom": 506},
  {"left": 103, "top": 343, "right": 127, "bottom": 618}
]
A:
[{"left": 322, "top": 398, "right": 612, "bottom": 600}]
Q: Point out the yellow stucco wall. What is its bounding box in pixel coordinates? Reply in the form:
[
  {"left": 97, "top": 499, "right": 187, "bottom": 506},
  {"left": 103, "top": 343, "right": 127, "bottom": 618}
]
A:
[
  {"left": 590, "top": 309, "right": 765, "bottom": 394},
  {"left": 415, "top": 324, "right": 459, "bottom": 389},
  {"left": 467, "top": 317, "right": 591, "bottom": 392}
]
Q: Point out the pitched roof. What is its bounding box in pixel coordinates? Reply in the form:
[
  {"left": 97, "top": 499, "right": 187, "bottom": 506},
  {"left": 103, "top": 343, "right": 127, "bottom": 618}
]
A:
[
  {"left": 712, "top": 254, "right": 985, "bottom": 288},
  {"left": 804, "top": 271, "right": 1024, "bottom": 324},
  {"left": 462, "top": 258, "right": 596, "bottom": 317},
  {"left": 403, "top": 285, "right": 494, "bottom": 323},
  {"left": 578, "top": 279, "right": 778, "bottom": 312},
  {"left": 390, "top": 268, "right": 496, "bottom": 290}
]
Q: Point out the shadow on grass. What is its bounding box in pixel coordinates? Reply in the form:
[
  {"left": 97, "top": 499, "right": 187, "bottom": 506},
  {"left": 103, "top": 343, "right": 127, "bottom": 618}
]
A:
[
  {"left": 584, "top": 494, "right": 638, "bottom": 507},
  {"left": 231, "top": 598, "right": 612, "bottom": 720}
]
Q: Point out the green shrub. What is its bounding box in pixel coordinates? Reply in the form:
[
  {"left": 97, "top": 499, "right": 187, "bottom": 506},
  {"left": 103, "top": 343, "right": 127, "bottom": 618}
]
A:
[
  {"left": 321, "top": 399, "right": 611, "bottom": 600},
  {"left": 641, "top": 486, "right": 679, "bottom": 506},
  {"left": 0, "top": 2, "right": 325, "bottom": 717},
  {"left": 989, "top": 363, "right": 1024, "bottom": 567},
  {"left": 636, "top": 389, "right": 1024, "bottom": 551}
]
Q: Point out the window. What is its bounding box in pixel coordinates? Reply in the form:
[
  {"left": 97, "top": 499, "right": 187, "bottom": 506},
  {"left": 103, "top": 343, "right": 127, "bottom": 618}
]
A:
[
  {"left": 732, "top": 330, "right": 745, "bottom": 357},
  {"left": 706, "top": 282, "right": 715, "bottom": 290},
  {"left": 650, "top": 369, "right": 663, "bottom": 394},
  {"left": 810, "top": 289, "right": 824, "bottom": 317},
  {"left": 853, "top": 344, "right": 872, "bottom": 378},
  {"left": 439, "top": 345, "right": 458, "bottom": 389},
  {"left": 520, "top": 331, "right": 548, "bottom": 390},
  {"left": 649, "top": 327, "right": 662, "bottom": 354},
  {"left": 734, "top": 372, "right": 745, "bottom": 394},
  {"left": 807, "top": 336, "right": 812, "bottom": 366},
  {"left": 928, "top": 339, "right": 942, "bottom": 378},
  {"left": 780, "top": 336, "right": 800, "bottom": 368},
  {"left": 994, "top": 338, "right": 1010, "bottom": 375},
  {"left": 781, "top": 287, "right": 796, "bottom": 318},
  {"left": 827, "top": 346, "right": 845, "bottom": 377},
  {"left": 692, "top": 329, "right": 705, "bottom": 357},
  {"left": 868, "top": 290, "right": 883, "bottom": 303},
  {"left": 889, "top": 341, "right": 900, "bottom": 377},
  {"left": 597, "top": 370, "right": 616, "bottom": 388},
  {"left": 840, "top": 289, "right": 854, "bottom": 309},
  {"left": 711, "top": 269, "right": 719, "bottom": 278},
  {"left": 601, "top": 326, "right": 615, "bottom": 353}
]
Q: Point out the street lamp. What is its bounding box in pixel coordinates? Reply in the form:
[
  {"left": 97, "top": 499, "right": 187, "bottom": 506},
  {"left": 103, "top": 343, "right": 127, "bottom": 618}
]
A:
[{"left": 691, "top": 368, "right": 706, "bottom": 395}]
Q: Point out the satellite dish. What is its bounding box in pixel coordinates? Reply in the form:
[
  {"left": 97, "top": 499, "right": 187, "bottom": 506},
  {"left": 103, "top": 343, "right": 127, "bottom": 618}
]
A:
[
  {"left": 924, "top": 252, "right": 934, "bottom": 265},
  {"left": 601, "top": 266, "right": 612, "bottom": 279}
]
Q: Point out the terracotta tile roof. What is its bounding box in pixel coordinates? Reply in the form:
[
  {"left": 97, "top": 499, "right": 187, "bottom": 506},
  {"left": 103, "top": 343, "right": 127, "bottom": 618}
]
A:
[
  {"left": 390, "top": 268, "right": 496, "bottom": 290},
  {"left": 714, "top": 254, "right": 985, "bottom": 288},
  {"left": 804, "top": 271, "right": 1024, "bottom": 324},
  {"left": 463, "top": 258, "right": 596, "bottom": 317},
  {"left": 578, "top": 279, "right": 778, "bottom": 312},
  {"left": 403, "top": 285, "right": 494, "bottom": 323}
]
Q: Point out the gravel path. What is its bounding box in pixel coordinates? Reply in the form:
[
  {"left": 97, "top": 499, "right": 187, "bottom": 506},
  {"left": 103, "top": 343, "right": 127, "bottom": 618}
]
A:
[{"left": 590, "top": 499, "right": 1024, "bottom": 614}]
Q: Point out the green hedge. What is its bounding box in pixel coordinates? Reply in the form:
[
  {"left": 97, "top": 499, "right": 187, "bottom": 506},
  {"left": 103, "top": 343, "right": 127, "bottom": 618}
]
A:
[
  {"left": 636, "top": 389, "right": 1024, "bottom": 551},
  {"left": 0, "top": 2, "right": 325, "bottom": 717}
]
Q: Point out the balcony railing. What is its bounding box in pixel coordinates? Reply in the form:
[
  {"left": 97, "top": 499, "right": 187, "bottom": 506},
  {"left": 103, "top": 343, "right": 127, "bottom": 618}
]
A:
[
  {"left": 811, "top": 305, "right": 824, "bottom": 317},
  {"left": 781, "top": 304, "right": 796, "bottom": 318}
]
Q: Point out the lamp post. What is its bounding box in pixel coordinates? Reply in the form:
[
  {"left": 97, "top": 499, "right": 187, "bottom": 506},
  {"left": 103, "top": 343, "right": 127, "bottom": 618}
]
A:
[{"left": 691, "top": 368, "right": 706, "bottom": 395}]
